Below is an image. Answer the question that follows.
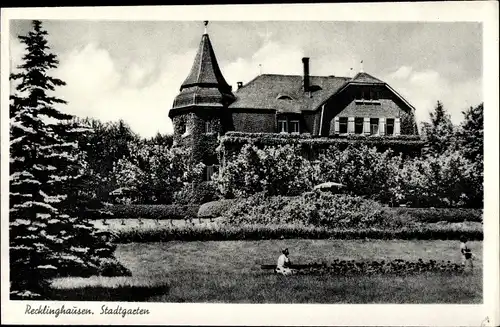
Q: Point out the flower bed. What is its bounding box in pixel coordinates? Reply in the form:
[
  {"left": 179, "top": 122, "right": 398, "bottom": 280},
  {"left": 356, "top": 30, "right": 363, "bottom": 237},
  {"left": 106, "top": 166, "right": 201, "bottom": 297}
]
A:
[{"left": 290, "top": 258, "right": 467, "bottom": 275}]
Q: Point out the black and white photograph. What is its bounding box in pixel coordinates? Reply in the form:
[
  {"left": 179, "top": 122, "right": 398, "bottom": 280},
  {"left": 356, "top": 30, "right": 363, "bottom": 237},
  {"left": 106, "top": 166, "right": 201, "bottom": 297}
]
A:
[{"left": 1, "top": 3, "right": 499, "bottom": 326}]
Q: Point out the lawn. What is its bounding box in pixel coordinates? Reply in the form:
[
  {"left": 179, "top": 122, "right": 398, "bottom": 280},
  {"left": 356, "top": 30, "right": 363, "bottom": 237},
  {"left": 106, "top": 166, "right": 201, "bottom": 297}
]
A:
[{"left": 50, "top": 239, "right": 483, "bottom": 303}]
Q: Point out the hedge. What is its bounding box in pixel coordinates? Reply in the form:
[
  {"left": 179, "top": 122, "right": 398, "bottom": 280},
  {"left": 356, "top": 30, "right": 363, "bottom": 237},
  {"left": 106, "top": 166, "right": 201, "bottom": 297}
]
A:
[
  {"left": 113, "top": 223, "right": 483, "bottom": 243},
  {"left": 103, "top": 204, "right": 200, "bottom": 219},
  {"left": 386, "top": 207, "right": 483, "bottom": 223},
  {"left": 197, "top": 199, "right": 236, "bottom": 218}
]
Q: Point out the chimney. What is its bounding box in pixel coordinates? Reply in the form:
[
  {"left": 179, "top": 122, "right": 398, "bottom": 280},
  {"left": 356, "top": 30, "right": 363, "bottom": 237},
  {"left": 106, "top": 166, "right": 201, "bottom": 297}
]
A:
[
  {"left": 302, "top": 57, "right": 310, "bottom": 92},
  {"left": 237, "top": 81, "right": 243, "bottom": 89}
]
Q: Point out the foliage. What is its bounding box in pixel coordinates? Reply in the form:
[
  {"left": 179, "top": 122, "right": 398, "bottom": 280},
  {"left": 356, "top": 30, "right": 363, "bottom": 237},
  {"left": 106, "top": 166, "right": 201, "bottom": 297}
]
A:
[
  {"left": 213, "top": 144, "right": 315, "bottom": 198},
  {"left": 420, "top": 101, "right": 457, "bottom": 156},
  {"left": 104, "top": 204, "right": 200, "bottom": 219},
  {"left": 108, "top": 141, "right": 204, "bottom": 204},
  {"left": 112, "top": 221, "right": 482, "bottom": 243},
  {"left": 174, "top": 181, "right": 220, "bottom": 205},
  {"left": 456, "top": 103, "right": 483, "bottom": 162},
  {"left": 292, "top": 259, "right": 467, "bottom": 276},
  {"left": 397, "top": 150, "right": 480, "bottom": 207},
  {"left": 312, "top": 145, "right": 404, "bottom": 204},
  {"left": 385, "top": 207, "right": 482, "bottom": 223},
  {"left": 215, "top": 131, "right": 482, "bottom": 208},
  {"left": 222, "top": 193, "right": 394, "bottom": 229},
  {"left": 9, "top": 20, "right": 128, "bottom": 300},
  {"left": 197, "top": 199, "right": 237, "bottom": 218}
]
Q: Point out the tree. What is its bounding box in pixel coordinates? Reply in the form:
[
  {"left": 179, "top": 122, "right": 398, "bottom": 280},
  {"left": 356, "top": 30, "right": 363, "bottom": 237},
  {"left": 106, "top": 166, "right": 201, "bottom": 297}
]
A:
[
  {"left": 457, "top": 103, "right": 483, "bottom": 162},
  {"left": 9, "top": 20, "right": 128, "bottom": 300},
  {"left": 421, "top": 101, "right": 457, "bottom": 156},
  {"left": 456, "top": 103, "right": 484, "bottom": 207}
]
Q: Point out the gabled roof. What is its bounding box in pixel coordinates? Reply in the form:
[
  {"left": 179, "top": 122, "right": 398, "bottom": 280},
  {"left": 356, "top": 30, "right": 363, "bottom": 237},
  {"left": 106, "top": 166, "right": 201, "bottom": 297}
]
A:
[
  {"left": 350, "top": 72, "right": 385, "bottom": 84},
  {"left": 229, "top": 74, "right": 351, "bottom": 113}
]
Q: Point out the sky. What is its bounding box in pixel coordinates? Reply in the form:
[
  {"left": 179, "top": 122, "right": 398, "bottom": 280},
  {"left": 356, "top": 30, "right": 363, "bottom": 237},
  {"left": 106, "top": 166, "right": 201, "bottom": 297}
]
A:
[{"left": 9, "top": 20, "right": 483, "bottom": 138}]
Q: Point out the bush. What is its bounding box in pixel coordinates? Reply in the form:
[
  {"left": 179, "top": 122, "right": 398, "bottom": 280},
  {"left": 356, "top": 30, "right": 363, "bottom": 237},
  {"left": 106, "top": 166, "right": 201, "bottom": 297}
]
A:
[
  {"left": 98, "top": 258, "right": 132, "bottom": 277},
  {"left": 222, "top": 193, "right": 391, "bottom": 228},
  {"left": 386, "top": 207, "right": 482, "bottom": 223},
  {"left": 106, "top": 204, "right": 199, "bottom": 219},
  {"left": 197, "top": 199, "right": 236, "bottom": 218},
  {"left": 175, "top": 181, "right": 221, "bottom": 204},
  {"left": 112, "top": 223, "right": 483, "bottom": 243}
]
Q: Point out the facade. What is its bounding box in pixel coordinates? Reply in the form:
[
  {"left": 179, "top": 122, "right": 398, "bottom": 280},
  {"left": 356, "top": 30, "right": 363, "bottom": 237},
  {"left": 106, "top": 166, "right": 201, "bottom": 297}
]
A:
[{"left": 169, "top": 26, "right": 419, "bottom": 180}]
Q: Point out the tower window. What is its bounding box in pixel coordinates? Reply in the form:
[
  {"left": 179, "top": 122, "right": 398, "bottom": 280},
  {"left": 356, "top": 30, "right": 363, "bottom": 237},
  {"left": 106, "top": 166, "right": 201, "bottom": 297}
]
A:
[
  {"left": 178, "top": 122, "right": 186, "bottom": 134},
  {"left": 205, "top": 120, "right": 215, "bottom": 133}
]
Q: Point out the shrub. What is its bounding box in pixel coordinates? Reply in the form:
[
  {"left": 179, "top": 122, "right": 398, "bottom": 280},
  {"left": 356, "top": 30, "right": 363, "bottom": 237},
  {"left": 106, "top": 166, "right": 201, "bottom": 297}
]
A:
[
  {"left": 213, "top": 144, "right": 315, "bottom": 198},
  {"left": 197, "top": 199, "right": 237, "bottom": 218},
  {"left": 112, "top": 222, "right": 483, "bottom": 243},
  {"left": 222, "top": 193, "right": 390, "bottom": 228},
  {"left": 106, "top": 204, "right": 199, "bottom": 219},
  {"left": 386, "top": 207, "right": 482, "bottom": 223},
  {"left": 98, "top": 258, "right": 132, "bottom": 277},
  {"left": 175, "top": 181, "right": 221, "bottom": 204}
]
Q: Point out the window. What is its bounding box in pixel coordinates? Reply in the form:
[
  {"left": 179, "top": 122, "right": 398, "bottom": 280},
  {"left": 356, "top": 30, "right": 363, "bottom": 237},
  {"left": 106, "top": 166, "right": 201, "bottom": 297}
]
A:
[
  {"left": 339, "top": 117, "right": 348, "bottom": 134},
  {"left": 355, "top": 89, "right": 362, "bottom": 100},
  {"left": 205, "top": 120, "right": 217, "bottom": 133},
  {"left": 205, "top": 165, "right": 219, "bottom": 181},
  {"left": 370, "top": 118, "right": 379, "bottom": 135},
  {"left": 278, "top": 119, "right": 288, "bottom": 133},
  {"left": 386, "top": 118, "right": 395, "bottom": 135},
  {"left": 289, "top": 120, "right": 300, "bottom": 133},
  {"left": 354, "top": 117, "right": 364, "bottom": 134},
  {"left": 178, "top": 122, "right": 186, "bottom": 134}
]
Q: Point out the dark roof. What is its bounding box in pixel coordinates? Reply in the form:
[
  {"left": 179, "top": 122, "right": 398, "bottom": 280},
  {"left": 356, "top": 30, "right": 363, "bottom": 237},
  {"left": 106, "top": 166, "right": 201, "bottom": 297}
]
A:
[
  {"left": 350, "top": 72, "right": 385, "bottom": 84},
  {"left": 229, "top": 74, "right": 351, "bottom": 113},
  {"left": 172, "top": 33, "right": 235, "bottom": 112},
  {"left": 180, "top": 33, "right": 232, "bottom": 93}
]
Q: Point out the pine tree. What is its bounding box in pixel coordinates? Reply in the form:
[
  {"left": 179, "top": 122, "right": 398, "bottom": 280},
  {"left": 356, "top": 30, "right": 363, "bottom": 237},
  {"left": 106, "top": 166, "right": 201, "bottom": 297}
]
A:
[
  {"left": 456, "top": 103, "right": 484, "bottom": 207},
  {"left": 421, "top": 101, "right": 456, "bottom": 156},
  {"left": 10, "top": 20, "right": 129, "bottom": 300},
  {"left": 457, "top": 103, "right": 483, "bottom": 162}
]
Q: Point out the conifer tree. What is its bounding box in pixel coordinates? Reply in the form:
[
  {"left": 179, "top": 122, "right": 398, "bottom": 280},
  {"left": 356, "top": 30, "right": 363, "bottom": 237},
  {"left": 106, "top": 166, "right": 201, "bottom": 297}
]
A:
[
  {"left": 10, "top": 20, "right": 128, "bottom": 300},
  {"left": 421, "top": 101, "right": 456, "bottom": 156}
]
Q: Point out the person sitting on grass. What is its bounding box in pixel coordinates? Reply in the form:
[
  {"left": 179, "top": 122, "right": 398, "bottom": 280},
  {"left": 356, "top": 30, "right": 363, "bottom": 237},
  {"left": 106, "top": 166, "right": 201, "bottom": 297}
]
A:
[
  {"left": 460, "top": 236, "right": 474, "bottom": 272},
  {"left": 276, "top": 248, "right": 294, "bottom": 276}
]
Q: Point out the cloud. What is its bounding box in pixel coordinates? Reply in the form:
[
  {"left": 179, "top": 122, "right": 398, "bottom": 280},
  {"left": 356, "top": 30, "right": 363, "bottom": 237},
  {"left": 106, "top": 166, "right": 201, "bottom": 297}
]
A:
[
  {"left": 383, "top": 66, "right": 482, "bottom": 126},
  {"left": 223, "top": 41, "right": 305, "bottom": 89}
]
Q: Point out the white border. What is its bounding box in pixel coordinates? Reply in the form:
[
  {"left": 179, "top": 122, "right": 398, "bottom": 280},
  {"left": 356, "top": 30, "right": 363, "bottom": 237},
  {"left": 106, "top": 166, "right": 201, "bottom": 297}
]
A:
[{"left": 1, "top": 2, "right": 499, "bottom": 326}]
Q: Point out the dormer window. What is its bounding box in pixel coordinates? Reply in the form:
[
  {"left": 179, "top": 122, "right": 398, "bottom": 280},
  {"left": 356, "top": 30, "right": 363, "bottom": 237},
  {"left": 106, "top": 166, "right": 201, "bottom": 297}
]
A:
[
  {"left": 355, "top": 88, "right": 381, "bottom": 104},
  {"left": 277, "top": 94, "right": 293, "bottom": 100}
]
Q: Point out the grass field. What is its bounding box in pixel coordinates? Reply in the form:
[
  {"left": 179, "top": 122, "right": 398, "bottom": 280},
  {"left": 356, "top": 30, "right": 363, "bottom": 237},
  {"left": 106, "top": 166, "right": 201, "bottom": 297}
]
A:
[{"left": 50, "top": 239, "right": 482, "bottom": 303}]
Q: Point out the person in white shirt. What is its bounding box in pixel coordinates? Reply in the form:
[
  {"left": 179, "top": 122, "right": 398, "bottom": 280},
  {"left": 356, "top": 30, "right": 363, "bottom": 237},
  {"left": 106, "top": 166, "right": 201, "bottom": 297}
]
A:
[
  {"left": 460, "top": 236, "right": 474, "bottom": 272},
  {"left": 276, "top": 248, "right": 293, "bottom": 276}
]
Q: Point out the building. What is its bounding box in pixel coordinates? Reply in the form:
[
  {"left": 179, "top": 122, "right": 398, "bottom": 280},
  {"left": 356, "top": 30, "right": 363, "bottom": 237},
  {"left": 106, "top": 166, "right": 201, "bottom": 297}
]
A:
[{"left": 169, "top": 23, "right": 419, "bottom": 181}]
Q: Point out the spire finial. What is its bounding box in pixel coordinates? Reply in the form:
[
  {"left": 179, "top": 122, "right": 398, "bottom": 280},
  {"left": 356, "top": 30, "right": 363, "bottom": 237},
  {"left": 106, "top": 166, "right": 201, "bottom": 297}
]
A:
[
  {"left": 360, "top": 60, "right": 364, "bottom": 73},
  {"left": 204, "top": 21, "right": 209, "bottom": 34}
]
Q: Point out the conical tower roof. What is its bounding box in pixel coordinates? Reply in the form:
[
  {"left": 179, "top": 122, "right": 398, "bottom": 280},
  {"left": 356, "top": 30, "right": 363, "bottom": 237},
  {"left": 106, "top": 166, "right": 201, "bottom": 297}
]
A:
[{"left": 171, "top": 26, "right": 234, "bottom": 112}]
